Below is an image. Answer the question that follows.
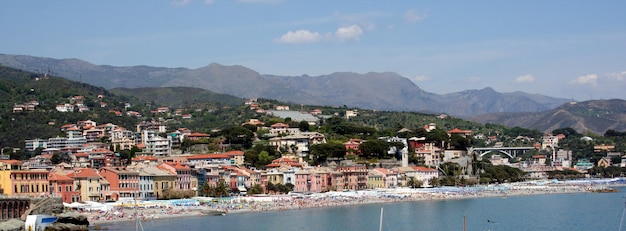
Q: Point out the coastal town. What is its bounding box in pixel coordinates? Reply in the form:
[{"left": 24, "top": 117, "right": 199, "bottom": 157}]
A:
[{"left": 1, "top": 94, "right": 625, "bottom": 229}]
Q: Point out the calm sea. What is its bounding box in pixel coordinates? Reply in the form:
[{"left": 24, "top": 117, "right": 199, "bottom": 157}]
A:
[{"left": 99, "top": 187, "right": 626, "bottom": 231}]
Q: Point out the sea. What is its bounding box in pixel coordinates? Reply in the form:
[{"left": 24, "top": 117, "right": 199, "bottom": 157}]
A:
[{"left": 99, "top": 187, "right": 626, "bottom": 231}]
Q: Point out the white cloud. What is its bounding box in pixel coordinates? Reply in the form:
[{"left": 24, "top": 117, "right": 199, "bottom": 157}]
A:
[
  {"left": 171, "top": 0, "right": 192, "bottom": 6},
  {"left": 404, "top": 9, "right": 427, "bottom": 23},
  {"left": 275, "top": 30, "right": 321, "bottom": 44},
  {"left": 570, "top": 74, "right": 598, "bottom": 85},
  {"left": 335, "top": 25, "right": 363, "bottom": 41},
  {"left": 467, "top": 76, "right": 481, "bottom": 83},
  {"left": 607, "top": 71, "right": 626, "bottom": 81},
  {"left": 514, "top": 74, "right": 535, "bottom": 83},
  {"left": 410, "top": 75, "right": 430, "bottom": 82}
]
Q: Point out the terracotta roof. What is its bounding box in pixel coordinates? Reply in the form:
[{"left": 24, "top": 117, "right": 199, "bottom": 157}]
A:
[
  {"left": 448, "top": 128, "right": 472, "bottom": 134},
  {"left": 0, "top": 159, "right": 23, "bottom": 165},
  {"left": 266, "top": 157, "right": 303, "bottom": 168},
  {"left": 412, "top": 166, "right": 437, "bottom": 172},
  {"left": 132, "top": 155, "right": 158, "bottom": 161},
  {"left": 374, "top": 168, "right": 393, "bottom": 175},
  {"left": 224, "top": 150, "right": 244, "bottom": 156},
  {"left": 75, "top": 152, "right": 89, "bottom": 158},
  {"left": 49, "top": 173, "right": 74, "bottom": 181},
  {"left": 187, "top": 132, "right": 210, "bottom": 137},
  {"left": 270, "top": 123, "right": 289, "bottom": 128},
  {"left": 165, "top": 162, "right": 191, "bottom": 171},
  {"left": 187, "top": 154, "right": 231, "bottom": 160},
  {"left": 61, "top": 124, "right": 76, "bottom": 129},
  {"left": 68, "top": 168, "right": 101, "bottom": 178}
]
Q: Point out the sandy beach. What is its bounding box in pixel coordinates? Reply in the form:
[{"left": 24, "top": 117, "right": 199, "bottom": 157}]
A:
[{"left": 85, "top": 180, "right": 622, "bottom": 227}]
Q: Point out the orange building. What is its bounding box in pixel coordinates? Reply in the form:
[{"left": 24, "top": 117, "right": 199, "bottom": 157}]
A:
[
  {"left": 49, "top": 173, "right": 81, "bottom": 203},
  {"left": 99, "top": 167, "right": 140, "bottom": 200},
  {"left": 0, "top": 168, "right": 50, "bottom": 197}
]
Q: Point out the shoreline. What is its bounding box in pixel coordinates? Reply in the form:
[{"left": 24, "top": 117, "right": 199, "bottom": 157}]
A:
[{"left": 87, "top": 182, "right": 622, "bottom": 227}]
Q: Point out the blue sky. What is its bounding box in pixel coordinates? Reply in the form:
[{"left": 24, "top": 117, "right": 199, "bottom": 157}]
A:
[{"left": 1, "top": 0, "right": 625, "bottom": 100}]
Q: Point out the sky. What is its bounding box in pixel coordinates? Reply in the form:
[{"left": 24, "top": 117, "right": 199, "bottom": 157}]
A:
[{"left": 1, "top": 1, "right": 625, "bottom": 101}]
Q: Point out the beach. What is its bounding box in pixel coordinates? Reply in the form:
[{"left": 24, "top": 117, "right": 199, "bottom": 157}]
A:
[{"left": 84, "top": 180, "right": 622, "bottom": 227}]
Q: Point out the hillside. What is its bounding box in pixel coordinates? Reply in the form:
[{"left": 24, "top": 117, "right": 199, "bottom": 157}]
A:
[
  {"left": 471, "top": 99, "right": 626, "bottom": 134},
  {"left": 0, "top": 54, "right": 571, "bottom": 117},
  {"left": 109, "top": 87, "right": 245, "bottom": 108},
  {"left": 0, "top": 65, "right": 145, "bottom": 147}
]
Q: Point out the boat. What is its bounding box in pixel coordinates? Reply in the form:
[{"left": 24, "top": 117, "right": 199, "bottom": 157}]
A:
[{"left": 25, "top": 214, "right": 57, "bottom": 231}]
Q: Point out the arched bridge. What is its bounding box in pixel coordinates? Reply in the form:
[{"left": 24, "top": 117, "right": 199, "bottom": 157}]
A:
[{"left": 468, "top": 147, "right": 536, "bottom": 159}]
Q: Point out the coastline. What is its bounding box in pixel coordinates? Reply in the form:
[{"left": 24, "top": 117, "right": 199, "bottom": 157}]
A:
[{"left": 87, "top": 182, "right": 621, "bottom": 227}]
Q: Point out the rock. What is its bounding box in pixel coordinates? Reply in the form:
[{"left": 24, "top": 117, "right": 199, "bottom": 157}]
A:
[
  {"left": 44, "top": 222, "right": 89, "bottom": 231},
  {"left": 55, "top": 212, "right": 90, "bottom": 226},
  {"left": 0, "top": 219, "right": 25, "bottom": 231}
]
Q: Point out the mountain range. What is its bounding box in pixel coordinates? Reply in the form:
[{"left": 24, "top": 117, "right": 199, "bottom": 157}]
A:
[
  {"left": 0, "top": 54, "right": 571, "bottom": 117},
  {"left": 471, "top": 99, "right": 626, "bottom": 135}
]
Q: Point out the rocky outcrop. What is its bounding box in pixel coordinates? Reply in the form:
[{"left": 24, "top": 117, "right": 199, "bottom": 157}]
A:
[
  {"left": 30, "top": 198, "right": 64, "bottom": 216},
  {"left": 46, "top": 212, "right": 90, "bottom": 231},
  {"left": 0, "top": 219, "right": 24, "bottom": 231}
]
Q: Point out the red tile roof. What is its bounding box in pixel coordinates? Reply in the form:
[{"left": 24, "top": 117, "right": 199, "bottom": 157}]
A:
[
  {"left": 187, "top": 154, "right": 231, "bottom": 160},
  {"left": 224, "top": 150, "right": 244, "bottom": 156},
  {"left": 49, "top": 173, "right": 74, "bottom": 181},
  {"left": 68, "top": 168, "right": 101, "bottom": 178},
  {"left": 187, "top": 132, "right": 210, "bottom": 137},
  {"left": 412, "top": 166, "right": 437, "bottom": 172},
  {"left": 0, "top": 159, "right": 23, "bottom": 165}
]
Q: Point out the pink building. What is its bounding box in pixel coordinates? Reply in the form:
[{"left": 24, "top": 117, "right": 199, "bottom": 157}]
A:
[{"left": 337, "top": 165, "right": 368, "bottom": 190}]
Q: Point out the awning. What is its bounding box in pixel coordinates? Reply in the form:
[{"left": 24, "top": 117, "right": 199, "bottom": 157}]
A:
[{"left": 237, "top": 186, "right": 247, "bottom": 192}]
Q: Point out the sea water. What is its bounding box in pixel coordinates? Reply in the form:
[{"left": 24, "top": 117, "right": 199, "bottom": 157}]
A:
[{"left": 99, "top": 188, "right": 626, "bottom": 231}]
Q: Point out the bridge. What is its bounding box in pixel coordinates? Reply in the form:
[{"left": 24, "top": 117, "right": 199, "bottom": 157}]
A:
[
  {"left": 468, "top": 146, "right": 536, "bottom": 159},
  {"left": 0, "top": 197, "right": 61, "bottom": 221}
]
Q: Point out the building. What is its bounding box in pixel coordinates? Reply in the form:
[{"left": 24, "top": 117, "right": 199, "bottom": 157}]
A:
[
  {"left": 49, "top": 173, "right": 80, "bottom": 203},
  {"left": 337, "top": 165, "right": 367, "bottom": 190},
  {"left": 141, "top": 130, "right": 172, "bottom": 157},
  {"left": 99, "top": 167, "right": 140, "bottom": 200},
  {"left": 67, "top": 168, "right": 111, "bottom": 202},
  {"left": 343, "top": 138, "right": 363, "bottom": 156},
  {"left": 0, "top": 167, "right": 49, "bottom": 197},
  {"left": 367, "top": 170, "right": 384, "bottom": 189},
  {"left": 158, "top": 163, "right": 194, "bottom": 191}
]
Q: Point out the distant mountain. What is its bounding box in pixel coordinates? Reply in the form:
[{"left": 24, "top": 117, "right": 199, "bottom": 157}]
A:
[
  {"left": 470, "top": 99, "right": 626, "bottom": 134},
  {"left": 0, "top": 54, "right": 571, "bottom": 117}
]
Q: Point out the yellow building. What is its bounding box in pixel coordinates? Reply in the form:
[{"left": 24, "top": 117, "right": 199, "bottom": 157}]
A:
[
  {"left": 367, "top": 170, "right": 384, "bottom": 189},
  {"left": 0, "top": 160, "right": 50, "bottom": 197},
  {"left": 67, "top": 168, "right": 109, "bottom": 202}
]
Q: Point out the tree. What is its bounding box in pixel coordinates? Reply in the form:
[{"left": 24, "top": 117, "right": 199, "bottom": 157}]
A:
[
  {"left": 309, "top": 143, "right": 347, "bottom": 165},
  {"left": 427, "top": 128, "right": 449, "bottom": 148},
  {"left": 215, "top": 126, "right": 255, "bottom": 149},
  {"left": 257, "top": 151, "right": 274, "bottom": 168},
  {"left": 213, "top": 181, "right": 230, "bottom": 197},
  {"left": 449, "top": 134, "right": 470, "bottom": 150},
  {"left": 359, "top": 139, "right": 391, "bottom": 159},
  {"left": 51, "top": 152, "right": 62, "bottom": 164},
  {"left": 248, "top": 184, "right": 264, "bottom": 195},
  {"left": 430, "top": 177, "right": 441, "bottom": 187},
  {"left": 407, "top": 177, "right": 423, "bottom": 188},
  {"left": 298, "top": 121, "right": 310, "bottom": 132}
]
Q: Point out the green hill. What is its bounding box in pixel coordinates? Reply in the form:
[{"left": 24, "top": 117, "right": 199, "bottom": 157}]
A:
[
  {"left": 0, "top": 65, "right": 144, "bottom": 148},
  {"left": 109, "top": 87, "right": 244, "bottom": 108}
]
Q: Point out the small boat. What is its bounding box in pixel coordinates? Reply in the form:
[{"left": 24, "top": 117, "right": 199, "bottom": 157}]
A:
[{"left": 25, "top": 214, "right": 57, "bottom": 231}]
